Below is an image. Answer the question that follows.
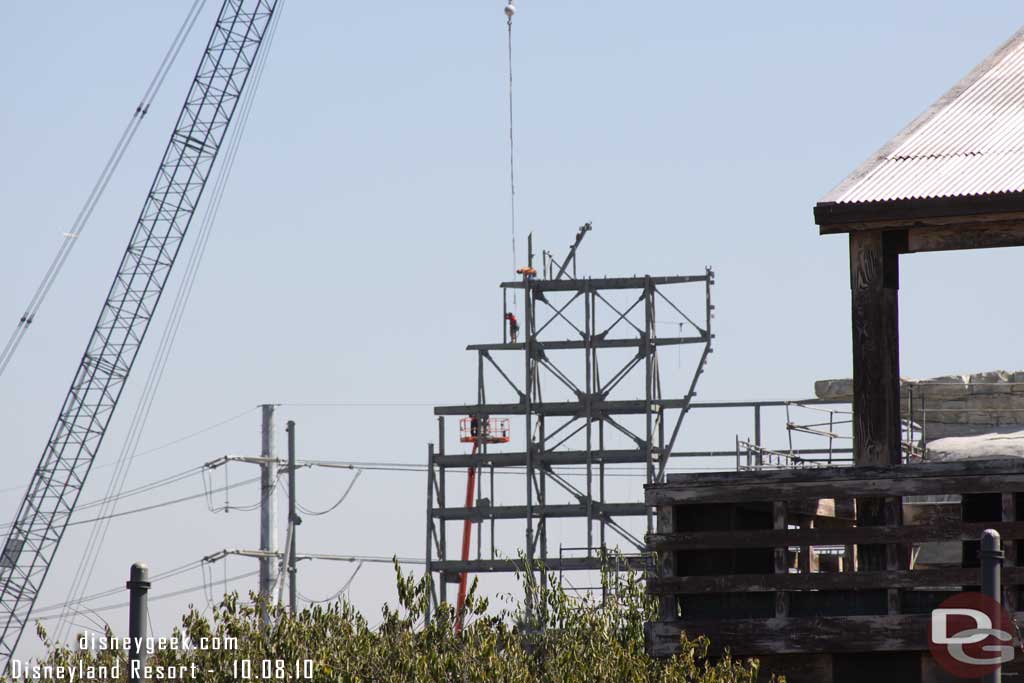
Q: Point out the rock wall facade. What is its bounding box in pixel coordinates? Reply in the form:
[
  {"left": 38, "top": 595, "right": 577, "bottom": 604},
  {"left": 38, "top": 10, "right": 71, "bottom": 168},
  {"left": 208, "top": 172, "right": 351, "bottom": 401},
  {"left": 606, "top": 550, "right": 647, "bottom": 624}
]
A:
[{"left": 814, "top": 371, "right": 1024, "bottom": 440}]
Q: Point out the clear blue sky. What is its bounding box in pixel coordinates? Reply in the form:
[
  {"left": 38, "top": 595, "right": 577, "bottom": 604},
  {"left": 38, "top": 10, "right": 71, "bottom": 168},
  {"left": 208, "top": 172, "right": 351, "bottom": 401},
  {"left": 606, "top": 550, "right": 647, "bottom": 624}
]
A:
[{"left": 1, "top": 0, "right": 1023, "bottom": 658}]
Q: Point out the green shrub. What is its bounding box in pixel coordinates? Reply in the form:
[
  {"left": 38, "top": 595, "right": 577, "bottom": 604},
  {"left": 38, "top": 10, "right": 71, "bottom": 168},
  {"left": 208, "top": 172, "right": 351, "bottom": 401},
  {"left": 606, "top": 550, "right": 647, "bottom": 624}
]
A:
[{"left": 16, "top": 564, "right": 774, "bottom": 682}]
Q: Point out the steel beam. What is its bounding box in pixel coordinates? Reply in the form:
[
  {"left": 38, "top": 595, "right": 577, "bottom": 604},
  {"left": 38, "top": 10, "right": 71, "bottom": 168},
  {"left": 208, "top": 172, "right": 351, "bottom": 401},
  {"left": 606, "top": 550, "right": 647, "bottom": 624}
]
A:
[
  {"left": 433, "top": 502, "right": 646, "bottom": 521},
  {"left": 500, "top": 275, "right": 711, "bottom": 291},
  {"left": 433, "top": 398, "right": 694, "bottom": 416},
  {"left": 433, "top": 555, "right": 647, "bottom": 574},
  {"left": 466, "top": 335, "right": 708, "bottom": 351}
]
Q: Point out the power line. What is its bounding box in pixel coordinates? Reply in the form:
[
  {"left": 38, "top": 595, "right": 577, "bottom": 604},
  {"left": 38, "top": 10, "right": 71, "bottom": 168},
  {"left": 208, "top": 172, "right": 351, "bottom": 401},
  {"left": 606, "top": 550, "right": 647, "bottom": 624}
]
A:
[
  {"left": 0, "top": 453, "right": 724, "bottom": 540},
  {"left": 0, "top": 406, "right": 256, "bottom": 497},
  {"left": 0, "top": 460, "right": 278, "bottom": 536},
  {"left": 133, "top": 407, "right": 258, "bottom": 459},
  {"left": 295, "top": 471, "right": 361, "bottom": 516},
  {"left": 62, "top": 477, "right": 260, "bottom": 530},
  {"left": 34, "top": 571, "right": 259, "bottom": 618},
  {"left": 277, "top": 402, "right": 436, "bottom": 408},
  {"left": 297, "top": 562, "right": 363, "bottom": 604},
  {"left": 0, "top": 0, "right": 209, "bottom": 380},
  {"left": 32, "top": 560, "right": 206, "bottom": 614}
]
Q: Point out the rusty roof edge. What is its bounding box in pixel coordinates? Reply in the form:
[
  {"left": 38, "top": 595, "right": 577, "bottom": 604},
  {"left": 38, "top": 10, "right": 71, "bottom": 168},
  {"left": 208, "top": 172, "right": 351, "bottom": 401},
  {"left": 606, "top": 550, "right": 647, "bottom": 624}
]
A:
[{"left": 816, "top": 25, "right": 1024, "bottom": 219}]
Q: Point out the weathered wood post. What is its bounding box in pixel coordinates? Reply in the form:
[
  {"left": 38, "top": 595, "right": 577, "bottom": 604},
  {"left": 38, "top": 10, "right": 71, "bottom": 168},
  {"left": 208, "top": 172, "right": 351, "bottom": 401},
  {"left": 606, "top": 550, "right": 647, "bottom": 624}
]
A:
[
  {"left": 849, "top": 230, "right": 903, "bottom": 467},
  {"left": 849, "top": 230, "right": 906, "bottom": 580}
]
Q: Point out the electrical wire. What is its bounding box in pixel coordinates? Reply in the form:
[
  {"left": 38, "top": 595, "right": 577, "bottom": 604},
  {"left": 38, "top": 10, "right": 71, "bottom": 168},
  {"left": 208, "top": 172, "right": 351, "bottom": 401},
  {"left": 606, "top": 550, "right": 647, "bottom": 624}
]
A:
[
  {"left": 295, "top": 471, "right": 362, "bottom": 516},
  {"left": 0, "top": 452, "right": 724, "bottom": 520},
  {"left": 298, "top": 562, "right": 363, "bottom": 604},
  {"left": 0, "top": 0, "right": 209, "bottom": 380},
  {"left": 31, "top": 560, "right": 206, "bottom": 614},
  {"left": 209, "top": 467, "right": 284, "bottom": 514},
  {"left": 0, "top": 466, "right": 214, "bottom": 536},
  {"left": 277, "top": 402, "right": 436, "bottom": 408},
  {"left": 133, "top": 407, "right": 258, "bottom": 459},
  {"left": 0, "top": 407, "right": 255, "bottom": 498},
  {"left": 63, "top": 477, "right": 260, "bottom": 529},
  {"left": 34, "top": 571, "right": 260, "bottom": 618},
  {"left": 76, "top": 467, "right": 204, "bottom": 511},
  {"left": 0, "top": 451, "right": 722, "bottom": 539}
]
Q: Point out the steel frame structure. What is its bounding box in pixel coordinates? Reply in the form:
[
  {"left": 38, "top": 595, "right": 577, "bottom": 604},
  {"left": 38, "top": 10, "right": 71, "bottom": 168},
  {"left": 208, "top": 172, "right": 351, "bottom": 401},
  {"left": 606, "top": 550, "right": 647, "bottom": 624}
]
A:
[
  {"left": 0, "top": 0, "right": 277, "bottom": 668},
  {"left": 424, "top": 233, "right": 714, "bottom": 610}
]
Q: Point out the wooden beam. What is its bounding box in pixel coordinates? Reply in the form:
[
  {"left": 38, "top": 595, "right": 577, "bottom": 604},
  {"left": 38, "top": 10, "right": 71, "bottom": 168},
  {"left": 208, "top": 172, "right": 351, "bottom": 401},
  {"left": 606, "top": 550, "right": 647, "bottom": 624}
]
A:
[
  {"left": 655, "top": 505, "right": 676, "bottom": 621},
  {"left": 824, "top": 212, "right": 1024, "bottom": 234},
  {"left": 849, "top": 229, "right": 903, "bottom": 467},
  {"left": 774, "top": 501, "right": 789, "bottom": 617},
  {"left": 646, "top": 613, "right": 955, "bottom": 656},
  {"left": 648, "top": 461, "right": 1024, "bottom": 505},
  {"left": 1006, "top": 493, "right": 1019, "bottom": 611},
  {"left": 905, "top": 222, "right": 1024, "bottom": 252},
  {"left": 815, "top": 192, "right": 1024, "bottom": 233},
  {"left": 659, "top": 458, "right": 1024, "bottom": 489},
  {"left": 645, "top": 519, "right": 1024, "bottom": 550},
  {"left": 647, "top": 566, "right": 1024, "bottom": 594}
]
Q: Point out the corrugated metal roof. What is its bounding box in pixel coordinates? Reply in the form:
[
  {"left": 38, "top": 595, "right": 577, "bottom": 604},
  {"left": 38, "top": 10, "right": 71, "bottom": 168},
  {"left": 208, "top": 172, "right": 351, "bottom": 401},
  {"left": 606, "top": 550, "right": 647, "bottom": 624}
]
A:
[{"left": 821, "top": 27, "right": 1024, "bottom": 205}]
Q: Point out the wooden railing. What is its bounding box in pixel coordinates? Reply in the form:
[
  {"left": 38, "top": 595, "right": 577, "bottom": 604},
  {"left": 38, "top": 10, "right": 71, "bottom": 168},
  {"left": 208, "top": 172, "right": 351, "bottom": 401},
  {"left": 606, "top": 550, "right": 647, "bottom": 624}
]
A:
[{"left": 644, "top": 458, "right": 1024, "bottom": 657}]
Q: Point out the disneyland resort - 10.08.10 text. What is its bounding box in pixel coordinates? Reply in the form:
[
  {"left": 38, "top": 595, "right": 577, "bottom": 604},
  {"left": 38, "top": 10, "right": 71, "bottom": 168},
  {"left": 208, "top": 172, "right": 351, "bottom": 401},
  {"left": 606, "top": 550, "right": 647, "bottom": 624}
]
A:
[{"left": 8, "top": 632, "right": 238, "bottom": 680}]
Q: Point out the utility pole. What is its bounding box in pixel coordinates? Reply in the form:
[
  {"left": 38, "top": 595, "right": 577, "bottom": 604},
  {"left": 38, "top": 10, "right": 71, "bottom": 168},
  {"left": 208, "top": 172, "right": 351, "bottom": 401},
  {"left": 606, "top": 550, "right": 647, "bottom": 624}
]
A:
[
  {"left": 201, "top": 422, "right": 379, "bottom": 616},
  {"left": 259, "top": 404, "right": 278, "bottom": 614},
  {"left": 286, "top": 420, "right": 301, "bottom": 614},
  {"left": 126, "top": 563, "right": 150, "bottom": 683},
  {"left": 981, "top": 529, "right": 1004, "bottom": 683}
]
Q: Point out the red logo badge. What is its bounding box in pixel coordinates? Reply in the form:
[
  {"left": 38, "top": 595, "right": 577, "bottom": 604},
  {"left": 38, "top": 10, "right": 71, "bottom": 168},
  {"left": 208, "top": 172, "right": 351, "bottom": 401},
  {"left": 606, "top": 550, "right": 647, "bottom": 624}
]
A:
[{"left": 929, "top": 592, "right": 1015, "bottom": 678}]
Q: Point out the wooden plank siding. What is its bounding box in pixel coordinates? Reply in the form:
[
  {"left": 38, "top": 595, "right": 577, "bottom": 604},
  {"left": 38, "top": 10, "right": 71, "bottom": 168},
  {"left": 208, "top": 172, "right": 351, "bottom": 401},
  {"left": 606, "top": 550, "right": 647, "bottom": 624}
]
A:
[
  {"left": 647, "top": 458, "right": 1024, "bottom": 506},
  {"left": 645, "top": 613, "right": 1024, "bottom": 657},
  {"left": 647, "top": 519, "right": 1024, "bottom": 550},
  {"left": 648, "top": 566, "right": 1024, "bottom": 594},
  {"left": 644, "top": 458, "right": 1024, "bottom": 662}
]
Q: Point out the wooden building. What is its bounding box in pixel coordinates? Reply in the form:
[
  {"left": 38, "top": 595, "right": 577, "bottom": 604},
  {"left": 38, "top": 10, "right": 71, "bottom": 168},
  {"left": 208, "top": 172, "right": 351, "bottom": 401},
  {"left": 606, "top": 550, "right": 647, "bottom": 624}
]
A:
[{"left": 645, "top": 26, "right": 1024, "bottom": 683}]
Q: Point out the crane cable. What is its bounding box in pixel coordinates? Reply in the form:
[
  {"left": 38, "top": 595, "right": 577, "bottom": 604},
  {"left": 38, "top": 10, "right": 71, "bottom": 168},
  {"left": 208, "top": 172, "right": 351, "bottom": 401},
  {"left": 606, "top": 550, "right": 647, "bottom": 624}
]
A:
[
  {"left": 0, "top": 0, "right": 208, "bottom": 381},
  {"left": 53, "top": 0, "right": 288, "bottom": 643},
  {"left": 506, "top": 2, "right": 517, "bottom": 303}
]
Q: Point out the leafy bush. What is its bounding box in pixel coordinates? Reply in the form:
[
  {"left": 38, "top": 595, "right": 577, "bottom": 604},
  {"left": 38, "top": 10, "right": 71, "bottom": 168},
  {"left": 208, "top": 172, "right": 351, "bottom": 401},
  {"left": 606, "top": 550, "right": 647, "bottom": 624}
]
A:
[{"left": 18, "top": 565, "right": 773, "bottom": 682}]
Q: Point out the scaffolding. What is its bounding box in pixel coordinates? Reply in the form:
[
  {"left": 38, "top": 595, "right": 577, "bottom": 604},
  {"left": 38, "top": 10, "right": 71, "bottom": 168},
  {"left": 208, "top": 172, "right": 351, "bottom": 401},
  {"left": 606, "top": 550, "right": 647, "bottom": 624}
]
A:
[
  {"left": 733, "top": 401, "right": 925, "bottom": 472},
  {"left": 424, "top": 229, "right": 714, "bottom": 611}
]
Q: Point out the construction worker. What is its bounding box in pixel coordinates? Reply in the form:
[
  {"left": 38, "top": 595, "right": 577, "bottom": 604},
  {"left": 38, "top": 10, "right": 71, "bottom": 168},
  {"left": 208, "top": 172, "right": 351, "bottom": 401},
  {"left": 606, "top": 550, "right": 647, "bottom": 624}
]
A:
[{"left": 505, "top": 312, "right": 519, "bottom": 343}]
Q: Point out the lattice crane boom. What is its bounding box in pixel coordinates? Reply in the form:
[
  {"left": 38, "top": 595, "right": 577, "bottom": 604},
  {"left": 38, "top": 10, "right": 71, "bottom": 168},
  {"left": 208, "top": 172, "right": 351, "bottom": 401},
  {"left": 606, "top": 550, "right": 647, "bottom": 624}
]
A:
[{"left": 0, "top": 0, "right": 278, "bottom": 668}]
